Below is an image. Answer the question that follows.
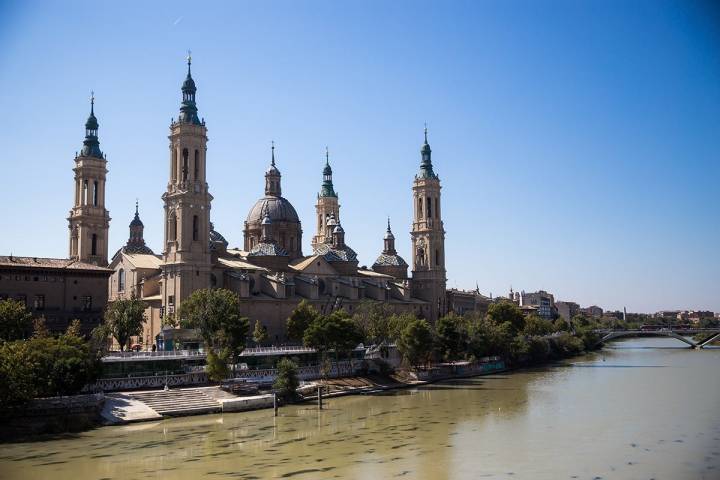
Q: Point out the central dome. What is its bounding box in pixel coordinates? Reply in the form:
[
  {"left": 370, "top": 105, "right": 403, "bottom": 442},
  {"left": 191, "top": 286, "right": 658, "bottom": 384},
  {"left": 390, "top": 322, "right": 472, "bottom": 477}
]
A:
[{"left": 246, "top": 196, "right": 300, "bottom": 225}]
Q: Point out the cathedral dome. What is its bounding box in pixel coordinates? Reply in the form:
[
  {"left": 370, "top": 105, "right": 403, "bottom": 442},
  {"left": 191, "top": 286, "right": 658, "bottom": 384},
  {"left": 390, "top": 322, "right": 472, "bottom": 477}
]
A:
[
  {"left": 209, "top": 224, "right": 228, "bottom": 247},
  {"left": 246, "top": 196, "right": 300, "bottom": 225}
]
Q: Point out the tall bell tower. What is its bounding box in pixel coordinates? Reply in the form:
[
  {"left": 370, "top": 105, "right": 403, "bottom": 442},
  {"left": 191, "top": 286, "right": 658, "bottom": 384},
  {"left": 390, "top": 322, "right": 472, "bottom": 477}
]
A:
[
  {"left": 160, "top": 54, "right": 213, "bottom": 314},
  {"left": 312, "top": 148, "right": 341, "bottom": 249},
  {"left": 410, "top": 127, "right": 446, "bottom": 321},
  {"left": 68, "top": 94, "right": 110, "bottom": 266}
]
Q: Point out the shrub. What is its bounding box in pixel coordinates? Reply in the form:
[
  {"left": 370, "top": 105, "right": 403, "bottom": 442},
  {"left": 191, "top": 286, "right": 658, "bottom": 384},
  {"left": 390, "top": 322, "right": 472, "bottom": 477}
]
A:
[{"left": 273, "top": 358, "right": 300, "bottom": 402}]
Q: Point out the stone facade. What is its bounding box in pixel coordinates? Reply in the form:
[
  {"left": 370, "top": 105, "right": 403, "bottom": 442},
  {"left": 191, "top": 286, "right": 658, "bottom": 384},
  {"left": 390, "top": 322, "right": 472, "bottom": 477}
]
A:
[
  {"left": 0, "top": 256, "right": 111, "bottom": 334},
  {"left": 104, "top": 60, "right": 453, "bottom": 348}
]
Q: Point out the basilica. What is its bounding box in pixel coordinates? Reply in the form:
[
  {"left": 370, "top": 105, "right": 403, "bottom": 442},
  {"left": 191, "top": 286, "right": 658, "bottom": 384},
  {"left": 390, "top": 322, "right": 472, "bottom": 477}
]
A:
[{"left": 81, "top": 58, "right": 448, "bottom": 346}]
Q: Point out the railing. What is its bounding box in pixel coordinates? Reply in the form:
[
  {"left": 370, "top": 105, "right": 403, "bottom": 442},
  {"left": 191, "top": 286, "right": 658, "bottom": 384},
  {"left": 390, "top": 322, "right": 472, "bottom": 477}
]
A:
[
  {"left": 102, "top": 350, "right": 207, "bottom": 361},
  {"left": 240, "top": 345, "right": 316, "bottom": 356}
]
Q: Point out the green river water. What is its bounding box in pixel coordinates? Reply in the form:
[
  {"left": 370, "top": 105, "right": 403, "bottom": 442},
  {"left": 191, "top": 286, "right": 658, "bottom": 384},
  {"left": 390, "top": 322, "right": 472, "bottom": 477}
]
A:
[{"left": 1, "top": 337, "right": 718, "bottom": 480}]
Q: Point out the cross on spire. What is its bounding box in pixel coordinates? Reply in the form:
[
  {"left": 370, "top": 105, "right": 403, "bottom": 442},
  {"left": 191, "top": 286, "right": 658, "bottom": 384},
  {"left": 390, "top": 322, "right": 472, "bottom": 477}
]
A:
[{"left": 271, "top": 140, "right": 276, "bottom": 166}]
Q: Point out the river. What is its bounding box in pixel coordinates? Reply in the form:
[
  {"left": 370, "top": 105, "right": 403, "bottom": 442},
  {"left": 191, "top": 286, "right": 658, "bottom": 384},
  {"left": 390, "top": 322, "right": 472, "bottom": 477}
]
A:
[{"left": 1, "top": 337, "right": 718, "bottom": 480}]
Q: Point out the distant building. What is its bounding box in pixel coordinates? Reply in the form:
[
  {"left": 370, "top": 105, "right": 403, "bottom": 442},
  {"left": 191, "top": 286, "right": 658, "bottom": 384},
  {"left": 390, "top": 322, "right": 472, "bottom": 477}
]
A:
[
  {"left": 687, "top": 311, "right": 715, "bottom": 324},
  {"left": 655, "top": 310, "right": 680, "bottom": 319},
  {"left": 446, "top": 288, "right": 491, "bottom": 316},
  {"left": 512, "top": 289, "right": 555, "bottom": 319},
  {"left": 582, "top": 305, "right": 603, "bottom": 318},
  {"left": 555, "top": 301, "right": 580, "bottom": 321},
  {"left": 0, "top": 255, "right": 111, "bottom": 334}
]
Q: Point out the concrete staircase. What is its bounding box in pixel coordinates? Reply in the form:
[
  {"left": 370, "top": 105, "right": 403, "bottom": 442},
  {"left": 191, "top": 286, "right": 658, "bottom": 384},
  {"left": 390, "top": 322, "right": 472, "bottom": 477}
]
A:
[{"left": 129, "top": 388, "right": 221, "bottom": 417}]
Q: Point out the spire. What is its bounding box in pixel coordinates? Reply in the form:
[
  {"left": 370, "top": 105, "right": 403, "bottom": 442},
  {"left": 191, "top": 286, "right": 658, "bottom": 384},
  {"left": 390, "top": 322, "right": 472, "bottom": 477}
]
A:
[
  {"left": 418, "top": 123, "right": 437, "bottom": 179},
  {"left": 265, "top": 141, "right": 281, "bottom": 196},
  {"left": 81, "top": 91, "right": 103, "bottom": 158},
  {"left": 178, "top": 50, "right": 201, "bottom": 125},
  {"left": 125, "top": 201, "right": 153, "bottom": 254},
  {"left": 383, "top": 217, "right": 396, "bottom": 254},
  {"left": 320, "top": 146, "right": 337, "bottom": 197}
]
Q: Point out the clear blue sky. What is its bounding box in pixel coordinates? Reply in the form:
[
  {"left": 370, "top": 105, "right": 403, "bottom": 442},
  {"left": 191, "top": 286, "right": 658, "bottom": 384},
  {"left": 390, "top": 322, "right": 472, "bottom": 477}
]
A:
[{"left": 1, "top": 0, "right": 718, "bottom": 313}]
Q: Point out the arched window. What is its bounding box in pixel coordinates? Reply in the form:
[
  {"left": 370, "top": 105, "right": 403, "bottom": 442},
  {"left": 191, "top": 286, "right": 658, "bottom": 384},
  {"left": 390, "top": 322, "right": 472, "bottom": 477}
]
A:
[
  {"left": 170, "top": 215, "right": 177, "bottom": 241},
  {"left": 427, "top": 196, "right": 432, "bottom": 218},
  {"left": 194, "top": 150, "right": 199, "bottom": 180},
  {"left": 192, "top": 215, "right": 199, "bottom": 241},
  {"left": 118, "top": 269, "right": 125, "bottom": 292},
  {"left": 93, "top": 180, "right": 98, "bottom": 206},
  {"left": 83, "top": 180, "right": 89, "bottom": 205},
  {"left": 91, "top": 234, "right": 97, "bottom": 256},
  {"left": 172, "top": 148, "right": 178, "bottom": 181},
  {"left": 182, "top": 148, "right": 189, "bottom": 181},
  {"left": 418, "top": 197, "right": 423, "bottom": 218}
]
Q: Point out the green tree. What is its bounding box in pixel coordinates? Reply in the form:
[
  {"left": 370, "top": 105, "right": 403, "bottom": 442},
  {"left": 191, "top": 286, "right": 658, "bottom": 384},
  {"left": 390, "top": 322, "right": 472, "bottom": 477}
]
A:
[
  {"left": 286, "top": 300, "right": 319, "bottom": 342},
  {"left": 522, "top": 315, "right": 555, "bottom": 336},
  {"left": 303, "top": 310, "right": 364, "bottom": 372},
  {"left": 205, "top": 348, "right": 230, "bottom": 382},
  {"left": 178, "top": 288, "right": 249, "bottom": 378},
  {"left": 386, "top": 312, "right": 417, "bottom": 343},
  {"left": 104, "top": 296, "right": 146, "bottom": 351},
  {"left": 397, "top": 318, "right": 434, "bottom": 367},
  {"left": 0, "top": 340, "right": 35, "bottom": 405},
  {"left": 487, "top": 301, "right": 526, "bottom": 334},
  {"left": 273, "top": 358, "right": 299, "bottom": 402},
  {"left": 554, "top": 318, "right": 571, "bottom": 332},
  {"left": 0, "top": 298, "right": 33, "bottom": 341},
  {"left": 253, "top": 319, "right": 269, "bottom": 345},
  {"left": 66, "top": 319, "right": 83, "bottom": 338},
  {"left": 351, "top": 300, "right": 394, "bottom": 345},
  {"left": 436, "top": 313, "right": 466, "bottom": 361}
]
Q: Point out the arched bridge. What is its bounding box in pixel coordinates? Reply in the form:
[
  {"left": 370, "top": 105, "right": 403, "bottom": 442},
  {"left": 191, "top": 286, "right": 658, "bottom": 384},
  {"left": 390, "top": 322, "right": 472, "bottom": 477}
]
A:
[{"left": 595, "top": 328, "right": 720, "bottom": 349}]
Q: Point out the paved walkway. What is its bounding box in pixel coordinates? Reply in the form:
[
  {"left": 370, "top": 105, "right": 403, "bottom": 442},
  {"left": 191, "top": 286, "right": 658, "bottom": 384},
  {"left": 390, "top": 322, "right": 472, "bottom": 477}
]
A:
[{"left": 100, "top": 393, "right": 163, "bottom": 425}]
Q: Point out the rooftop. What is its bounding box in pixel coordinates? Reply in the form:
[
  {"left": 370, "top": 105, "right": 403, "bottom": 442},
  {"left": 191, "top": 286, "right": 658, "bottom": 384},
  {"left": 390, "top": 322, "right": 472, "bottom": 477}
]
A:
[{"left": 0, "top": 255, "right": 112, "bottom": 272}]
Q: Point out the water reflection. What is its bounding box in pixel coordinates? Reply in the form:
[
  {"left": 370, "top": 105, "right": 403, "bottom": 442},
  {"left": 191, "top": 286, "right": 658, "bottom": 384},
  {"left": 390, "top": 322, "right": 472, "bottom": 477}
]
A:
[{"left": 0, "top": 337, "right": 718, "bottom": 480}]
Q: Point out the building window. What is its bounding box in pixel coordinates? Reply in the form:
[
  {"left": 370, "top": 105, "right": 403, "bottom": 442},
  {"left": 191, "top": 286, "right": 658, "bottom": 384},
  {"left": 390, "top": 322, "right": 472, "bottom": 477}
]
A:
[
  {"left": 193, "top": 215, "right": 199, "bottom": 241},
  {"left": 168, "top": 295, "right": 175, "bottom": 306},
  {"left": 82, "top": 296, "right": 92, "bottom": 311},
  {"left": 418, "top": 197, "right": 423, "bottom": 218},
  {"left": 170, "top": 214, "right": 177, "bottom": 241},
  {"left": 118, "top": 269, "right": 125, "bottom": 292},
  {"left": 194, "top": 150, "right": 199, "bottom": 180},
  {"left": 83, "top": 179, "right": 89, "bottom": 204},
  {"left": 182, "top": 148, "right": 189, "bottom": 181},
  {"left": 93, "top": 180, "right": 98, "bottom": 206},
  {"left": 91, "top": 234, "right": 97, "bottom": 256},
  {"left": 427, "top": 196, "right": 432, "bottom": 218},
  {"left": 33, "top": 295, "right": 45, "bottom": 311}
]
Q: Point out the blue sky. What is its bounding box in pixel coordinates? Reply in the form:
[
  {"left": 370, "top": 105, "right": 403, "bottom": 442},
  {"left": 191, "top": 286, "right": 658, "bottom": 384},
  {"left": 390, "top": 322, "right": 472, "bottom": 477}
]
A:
[{"left": 1, "top": 0, "right": 718, "bottom": 313}]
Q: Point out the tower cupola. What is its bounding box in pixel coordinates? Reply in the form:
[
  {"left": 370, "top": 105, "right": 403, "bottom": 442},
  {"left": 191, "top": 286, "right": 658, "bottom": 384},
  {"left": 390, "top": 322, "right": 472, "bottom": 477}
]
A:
[
  {"left": 383, "top": 217, "right": 396, "bottom": 254},
  {"left": 178, "top": 52, "right": 201, "bottom": 125},
  {"left": 265, "top": 141, "right": 282, "bottom": 196},
  {"left": 123, "top": 201, "right": 153, "bottom": 254},
  {"left": 332, "top": 222, "right": 345, "bottom": 248},
  {"left": 418, "top": 125, "right": 437, "bottom": 179},
  {"left": 320, "top": 147, "right": 337, "bottom": 197},
  {"left": 81, "top": 93, "right": 103, "bottom": 158}
]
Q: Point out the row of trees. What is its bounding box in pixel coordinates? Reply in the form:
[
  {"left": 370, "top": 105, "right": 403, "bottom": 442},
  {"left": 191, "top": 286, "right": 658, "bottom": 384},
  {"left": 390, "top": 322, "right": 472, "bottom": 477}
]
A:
[{"left": 0, "top": 307, "right": 102, "bottom": 405}]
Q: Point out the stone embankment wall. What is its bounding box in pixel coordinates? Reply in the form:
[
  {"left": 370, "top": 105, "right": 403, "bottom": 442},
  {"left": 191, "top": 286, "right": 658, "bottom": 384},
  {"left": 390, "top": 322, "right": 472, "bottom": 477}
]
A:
[{"left": 0, "top": 393, "right": 104, "bottom": 441}]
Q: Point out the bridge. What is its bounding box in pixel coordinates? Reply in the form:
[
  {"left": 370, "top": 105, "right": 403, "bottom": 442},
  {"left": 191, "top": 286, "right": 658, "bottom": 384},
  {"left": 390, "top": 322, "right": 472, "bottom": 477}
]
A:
[{"left": 595, "top": 328, "right": 720, "bottom": 349}]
